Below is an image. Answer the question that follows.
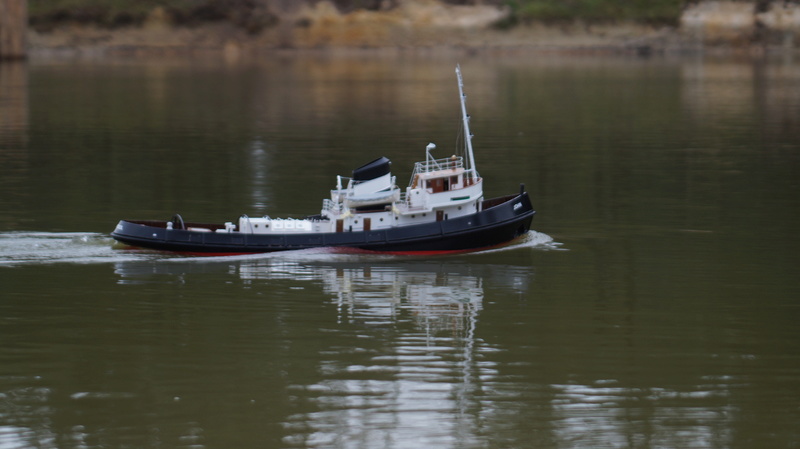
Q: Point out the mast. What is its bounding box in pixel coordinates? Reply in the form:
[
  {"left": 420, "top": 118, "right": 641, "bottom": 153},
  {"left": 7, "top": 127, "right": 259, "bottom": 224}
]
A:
[{"left": 455, "top": 64, "right": 478, "bottom": 179}]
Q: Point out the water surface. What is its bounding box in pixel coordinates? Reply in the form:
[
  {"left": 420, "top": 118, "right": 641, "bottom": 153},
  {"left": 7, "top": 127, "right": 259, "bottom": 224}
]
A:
[{"left": 1, "top": 55, "right": 799, "bottom": 448}]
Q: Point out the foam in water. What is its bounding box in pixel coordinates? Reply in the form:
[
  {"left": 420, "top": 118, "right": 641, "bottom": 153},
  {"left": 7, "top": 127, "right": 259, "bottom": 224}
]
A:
[
  {"left": 0, "top": 232, "right": 155, "bottom": 266},
  {"left": 477, "top": 230, "right": 565, "bottom": 254}
]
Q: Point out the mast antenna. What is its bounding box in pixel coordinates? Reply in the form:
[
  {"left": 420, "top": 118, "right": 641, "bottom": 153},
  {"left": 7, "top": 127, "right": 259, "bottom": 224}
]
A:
[{"left": 455, "top": 64, "right": 478, "bottom": 179}]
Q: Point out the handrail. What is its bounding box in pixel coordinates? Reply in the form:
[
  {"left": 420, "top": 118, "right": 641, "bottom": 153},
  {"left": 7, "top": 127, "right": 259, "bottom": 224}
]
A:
[
  {"left": 414, "top": 156, "right": 463, "bottom": 173},
  {"left": 408, "top": 156, "right": 464, "bottom": 187},
  {"left": 322, "top": 198, "right": 342, "bottom": 214}
]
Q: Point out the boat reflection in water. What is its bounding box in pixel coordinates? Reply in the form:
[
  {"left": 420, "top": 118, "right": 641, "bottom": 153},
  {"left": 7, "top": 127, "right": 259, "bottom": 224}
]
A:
[
  {"left": 114, "top": 255, "right": 531, "bottom": 335},
  {"left": 113, "top": 256, "right": 533, "bottom": 447},
  {"left": 109, "top": 243, "right": 745, "bottom": 449}
]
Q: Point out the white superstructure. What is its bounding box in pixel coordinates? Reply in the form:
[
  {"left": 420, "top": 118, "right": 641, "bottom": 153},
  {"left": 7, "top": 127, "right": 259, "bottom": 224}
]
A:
[{"left": 237, "top": 65, "right": 483, "bottom": 236}]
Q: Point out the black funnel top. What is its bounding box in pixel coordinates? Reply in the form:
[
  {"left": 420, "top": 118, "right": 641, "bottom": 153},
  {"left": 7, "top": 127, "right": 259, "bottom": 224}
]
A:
[{"left": 352, "top": 157, "right": 391, "bottom": 181}]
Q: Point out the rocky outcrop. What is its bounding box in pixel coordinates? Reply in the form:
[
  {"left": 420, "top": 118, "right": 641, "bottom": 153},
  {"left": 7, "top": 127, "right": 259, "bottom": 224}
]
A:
[
  {"left": 289, "top": 0, "right": 509, "bottom": 47},
  {"left": 681, "top": 1, "right": 800, "bottom": 46},
  {"left": 757, "top": 2, "right": 800, "bottom": 46},
  {"left": 24, "top": 0, "right": 800, "bottom": 58},
  {"left": 27, "top": 0, "right": 518, "bottom": 56}
]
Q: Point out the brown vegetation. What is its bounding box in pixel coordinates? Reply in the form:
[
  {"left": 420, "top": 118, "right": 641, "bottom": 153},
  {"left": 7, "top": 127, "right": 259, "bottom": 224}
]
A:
[{"left": 22, "top": 0, "right": 800, "bottom": 58}]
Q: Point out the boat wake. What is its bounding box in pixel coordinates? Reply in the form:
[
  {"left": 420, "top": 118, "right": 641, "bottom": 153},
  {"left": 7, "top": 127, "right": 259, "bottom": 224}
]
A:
[
  {"left": 478, "top": 230, "right": 564, "bottom": 254},
  {"left": 0, "top": 230, "right": 561, "bottom": 267},
  {"left": 0, "top": 232, "right": 157, "bottom": 267}
]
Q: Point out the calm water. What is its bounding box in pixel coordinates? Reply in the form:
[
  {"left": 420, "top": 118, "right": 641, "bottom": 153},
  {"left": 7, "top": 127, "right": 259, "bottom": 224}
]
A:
[{"left": 1, "top": 54, "right": 799, "bottom": 448}]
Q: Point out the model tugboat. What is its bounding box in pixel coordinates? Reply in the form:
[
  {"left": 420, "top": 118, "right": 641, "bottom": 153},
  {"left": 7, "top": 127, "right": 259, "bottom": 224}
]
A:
[{"left": 111, "top": 66, "right": 535, "bottom": 255}]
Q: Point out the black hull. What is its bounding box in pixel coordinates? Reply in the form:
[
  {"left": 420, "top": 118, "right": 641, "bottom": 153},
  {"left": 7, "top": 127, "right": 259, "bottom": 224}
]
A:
[{"left": 111, "top": 192, "right": 535, "bottom": 254}]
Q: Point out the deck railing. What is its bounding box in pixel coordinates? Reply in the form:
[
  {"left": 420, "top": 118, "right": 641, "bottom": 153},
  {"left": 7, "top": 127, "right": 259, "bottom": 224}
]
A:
[
  {"left": 408, "top": 156, "right": 464, "bottom": 188},
  {"left": 414, "top": 156, "right": 463, "bottom": 174},
  {"left": 322, "top": 198, "right": 342, "bottom": 215}
]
